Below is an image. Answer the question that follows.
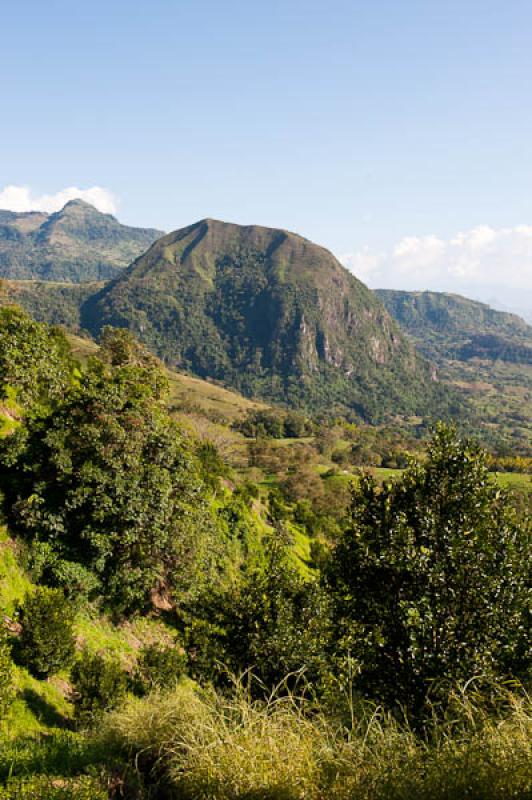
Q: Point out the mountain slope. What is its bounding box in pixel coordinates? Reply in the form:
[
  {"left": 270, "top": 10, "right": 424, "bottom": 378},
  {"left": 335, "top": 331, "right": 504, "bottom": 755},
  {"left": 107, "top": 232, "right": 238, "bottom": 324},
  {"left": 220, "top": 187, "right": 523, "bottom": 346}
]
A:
[
  {"left": 80, "top": 218, "right": 452, "bottom": 421},
  {"left": 377, "top": 290, "right": 532, "bottom": 452},
  {"left": 376, "top": 289, "right": 532, "bottom": 364},
  {"left": 0, "top": 200, "right": 163, "bottom": 281}
]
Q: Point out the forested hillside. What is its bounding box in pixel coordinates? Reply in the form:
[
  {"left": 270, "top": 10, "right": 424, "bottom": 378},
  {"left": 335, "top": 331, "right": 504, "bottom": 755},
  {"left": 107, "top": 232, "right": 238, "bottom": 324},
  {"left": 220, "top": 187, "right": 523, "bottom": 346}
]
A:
[
  {"left": 0, "top": 200, "right": 162, "bottom": 282},
  {"left": 377, "top": 289, "right": 532, "bottom": 363},
  {"left": 79, "top": 218, "right": 455, "bottom": 422},
  {"left": 378, "top": 290, "right": 532, "bottom": 453}
]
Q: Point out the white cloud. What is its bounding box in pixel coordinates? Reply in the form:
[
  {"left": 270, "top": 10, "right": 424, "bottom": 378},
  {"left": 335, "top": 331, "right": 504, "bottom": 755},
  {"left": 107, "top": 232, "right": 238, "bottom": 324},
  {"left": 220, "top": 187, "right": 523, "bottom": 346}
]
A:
[
  {"left": 340, "top": 224, "right": 532, "bottom": 297},
  {"left": 0, "top": 185, "right": 118, "bottom": 215}
]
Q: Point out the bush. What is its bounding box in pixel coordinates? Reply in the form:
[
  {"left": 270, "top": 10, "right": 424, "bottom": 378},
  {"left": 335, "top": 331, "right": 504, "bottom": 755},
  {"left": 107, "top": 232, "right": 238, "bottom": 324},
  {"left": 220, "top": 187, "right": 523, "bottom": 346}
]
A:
[
  {"left": 185, "top": 536, "right": 331, "bottom": 693},
  {"left": 71, "top": 650, "right": 128, "bottom": 727},
  {"left": 134, "top": 642, "right": 187, "bottom": 694},
  {"left": 17, "top": 588, "right": 75, "bottom": 677}
]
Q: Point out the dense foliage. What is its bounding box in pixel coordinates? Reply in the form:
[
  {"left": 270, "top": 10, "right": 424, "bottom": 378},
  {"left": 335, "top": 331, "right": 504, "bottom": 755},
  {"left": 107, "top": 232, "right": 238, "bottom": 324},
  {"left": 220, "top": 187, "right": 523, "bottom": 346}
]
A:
[
  {"left": 236, "top": 408, "right": 313, "bottom": 438},
  {"left": 0, "top": 360, "right": 221, "bottom": 613},
  {"left": 17, "top": 588, "right": 75, "bottom": 677},
  {"left": 0, "top": 305, "right": 74, "bottom": 408},
  {"left": 185, "top": 535, "right": 330, "bottom": 692},
  {"left": 325, "top": 425, "right": 530, "bottom": 715}
]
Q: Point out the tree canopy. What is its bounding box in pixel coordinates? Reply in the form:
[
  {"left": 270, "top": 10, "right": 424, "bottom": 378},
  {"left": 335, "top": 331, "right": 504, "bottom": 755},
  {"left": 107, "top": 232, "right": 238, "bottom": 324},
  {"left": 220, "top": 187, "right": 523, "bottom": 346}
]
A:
[{"left": 325, "top": 424, "right": 529, "bottom": 715}]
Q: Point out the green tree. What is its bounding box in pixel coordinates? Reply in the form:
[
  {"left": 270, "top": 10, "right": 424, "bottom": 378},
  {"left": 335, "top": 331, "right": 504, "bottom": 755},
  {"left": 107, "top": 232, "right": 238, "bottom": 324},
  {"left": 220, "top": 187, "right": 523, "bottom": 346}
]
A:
[
  {"left": 0, "top": 305, "right": 74, "bottom": 409},
  {"left": 0, "top": 360, "right": 221, "bottom": 614},
  {"left": 98, "top": 325, "right": 168, "bottom": 399},
  {"left": 325, "top": 425, "right": 529, "bottom": 716},
  {"left": 17, "top": 588, "right": 75, "bottom": 677}
]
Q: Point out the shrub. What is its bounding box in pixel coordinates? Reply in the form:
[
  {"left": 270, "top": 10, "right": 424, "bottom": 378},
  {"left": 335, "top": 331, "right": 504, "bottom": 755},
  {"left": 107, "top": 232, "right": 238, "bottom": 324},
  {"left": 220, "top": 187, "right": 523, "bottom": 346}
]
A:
[
  {"left": 134, "top": 642, "right": 187, "bottom": 694},
  {"left": 185, "top": 536, "right": 331, "bottom": 693},
  {"left": 17, "top": 588, "right": 75, "bottom": 677},
  {"left": 71, "top": 650, "right": 128, "bottom": 727}
]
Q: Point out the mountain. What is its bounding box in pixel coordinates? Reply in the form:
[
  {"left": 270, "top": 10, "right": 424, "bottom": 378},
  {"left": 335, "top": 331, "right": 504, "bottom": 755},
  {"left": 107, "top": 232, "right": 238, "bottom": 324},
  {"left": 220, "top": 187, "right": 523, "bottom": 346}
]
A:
[
  {"left": 0, "top": 199, "right": 163, "bottom": 282},
  {"left": 80, "top": 218, "right": 452, "bottom": 422},
  {"left": 376, "top": 290, "right": 532, "bottom": 364},
  {"left": 2, "top": 279, "right": 103, "bottom": 330},
  {"left": 377, "top": 290, "right": 532, "bottom": 452}
]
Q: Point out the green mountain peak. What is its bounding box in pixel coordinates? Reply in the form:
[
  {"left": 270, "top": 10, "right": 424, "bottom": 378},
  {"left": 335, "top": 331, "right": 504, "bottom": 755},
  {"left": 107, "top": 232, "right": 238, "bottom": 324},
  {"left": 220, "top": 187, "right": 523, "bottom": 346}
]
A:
[{"left": 81, "top": 218, "right": 451, "bottom": 421}]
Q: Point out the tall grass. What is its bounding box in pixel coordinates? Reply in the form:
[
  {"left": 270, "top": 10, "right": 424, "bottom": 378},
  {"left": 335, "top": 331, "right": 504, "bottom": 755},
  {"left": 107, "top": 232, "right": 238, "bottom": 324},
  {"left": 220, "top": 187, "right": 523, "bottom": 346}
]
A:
[{"left": 101, "top": 679, "right": 532, "bottom": 800}]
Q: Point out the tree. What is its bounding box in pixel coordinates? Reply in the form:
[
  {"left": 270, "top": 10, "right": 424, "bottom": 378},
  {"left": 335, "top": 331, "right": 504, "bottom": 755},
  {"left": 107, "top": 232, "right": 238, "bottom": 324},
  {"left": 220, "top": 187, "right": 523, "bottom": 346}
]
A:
[
  {"left": 325, "top": 425, "right": 529, "bottom": 716},
  {"left": 98, "top": 325, "right": 168, "bottom": 399},
  {"left": 0, "top": 359, "right": 221, "bottom": 614},
  {"left": 0, "top": 305, "right": 73, "bottom": 408},
  {"left": 17, "top": 588, "right": 75, "bottom": 677}
]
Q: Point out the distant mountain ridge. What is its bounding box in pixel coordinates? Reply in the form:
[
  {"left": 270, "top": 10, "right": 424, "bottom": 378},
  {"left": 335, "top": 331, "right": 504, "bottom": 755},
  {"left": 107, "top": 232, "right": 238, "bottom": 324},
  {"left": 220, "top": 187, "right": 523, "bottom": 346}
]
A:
[
  {"left": 0, "top": 199, "right": 163, "bottom": 282},
  {"left": 78, "top": 218, "right": 453, "bottom": 422},
  {"left": 377, "top": 289, "right": 532, "bottom": 452},
  {"left": 376, "top": 289, "right": 532, "bottom": 365}
]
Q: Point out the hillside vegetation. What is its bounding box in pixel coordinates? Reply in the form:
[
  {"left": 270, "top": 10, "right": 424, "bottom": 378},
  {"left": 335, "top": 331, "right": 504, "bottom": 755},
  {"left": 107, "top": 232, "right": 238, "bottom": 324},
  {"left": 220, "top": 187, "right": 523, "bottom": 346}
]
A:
[
  {"left": 0, "top": 200, "right": 162, "bottom": 282},
  {"left": 78, "top": 218, "right": 456, "bottom": 422},
  {"left": 378, "top": 290, "right": 532, "bottom": 452},
  {"left": 377, "top": 289, "right": 532, "bottom": 363},
  {"left": 0, "top": 306, "right": 529, "bottom": 798}
]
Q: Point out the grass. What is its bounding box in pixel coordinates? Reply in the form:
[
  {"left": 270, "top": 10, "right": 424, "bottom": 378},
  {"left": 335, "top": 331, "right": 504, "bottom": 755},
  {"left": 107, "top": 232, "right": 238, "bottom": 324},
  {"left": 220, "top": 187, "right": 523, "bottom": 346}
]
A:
[
  {"left": 75, "top": 612, "right": 179, "bottom": 670},
  {"left": 494, "top": 471, "right": 532, "bottom": 491},
  {"left": 99, "top": 681, "right": 532, "bottom": 800},
  {"left": 167, "top": 370, "right": 265, "bottom": 424},
  {"left": 321, "top": 466, "right": 531, "bottom": 497},
  {"left": 0, "top": 731, "right": 109, "bottom": 799},
  {"left": 287, "top": 523, "right": 313, "bottom": 578},
  {"left": 3, "top": 668, "right": 73, "bottom": 738},
  {"left": 0, "top": 527, "right": 32, "bottom": 616}
]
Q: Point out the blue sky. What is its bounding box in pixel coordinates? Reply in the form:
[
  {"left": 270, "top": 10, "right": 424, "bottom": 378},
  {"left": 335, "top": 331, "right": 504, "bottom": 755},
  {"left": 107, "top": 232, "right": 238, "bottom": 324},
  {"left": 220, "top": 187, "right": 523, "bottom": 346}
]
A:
[{"left": 2, "top": 0, "right": 532, "bottom": 311}]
